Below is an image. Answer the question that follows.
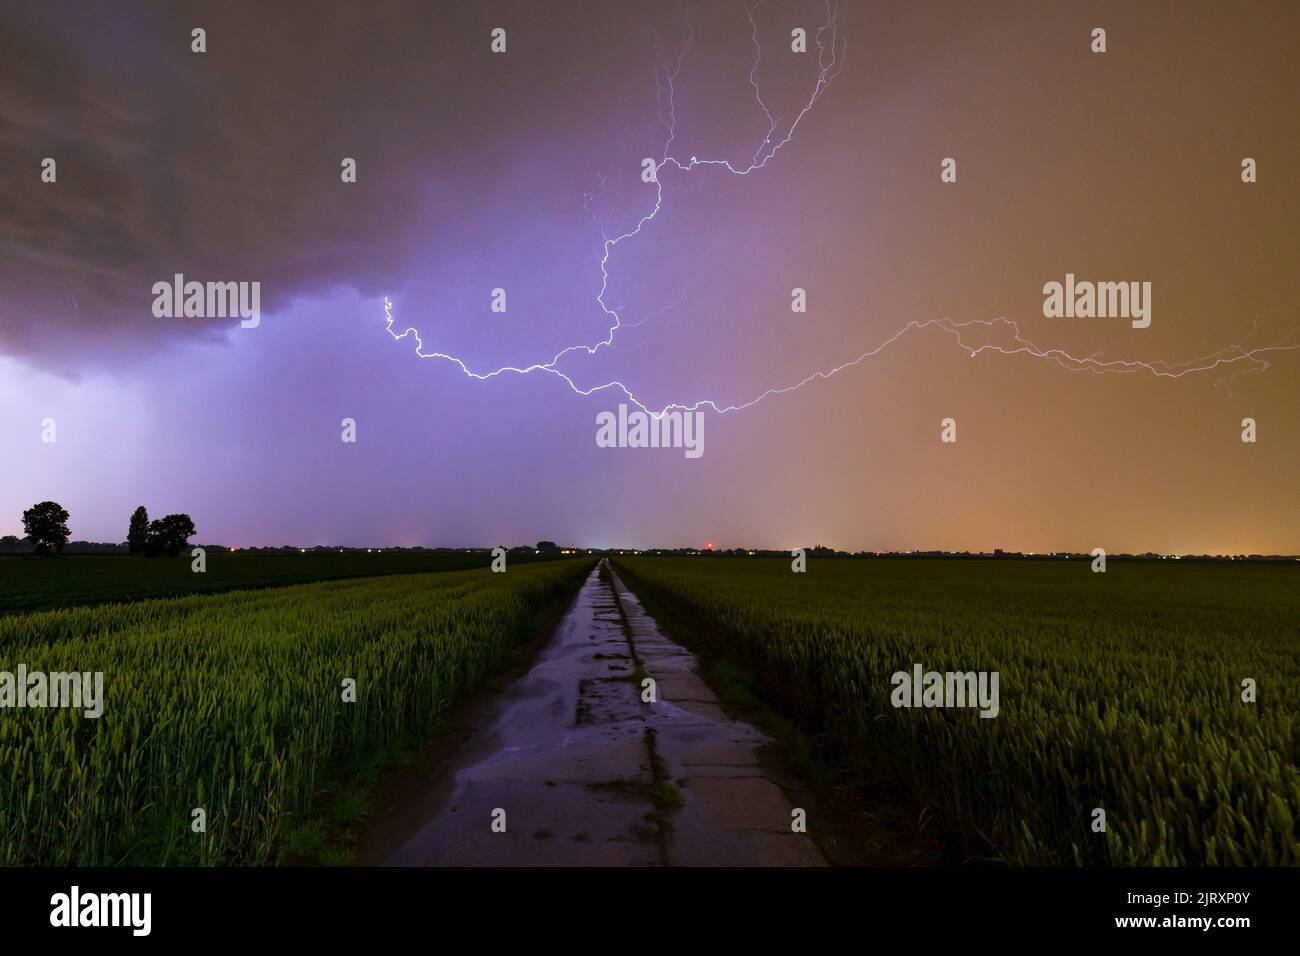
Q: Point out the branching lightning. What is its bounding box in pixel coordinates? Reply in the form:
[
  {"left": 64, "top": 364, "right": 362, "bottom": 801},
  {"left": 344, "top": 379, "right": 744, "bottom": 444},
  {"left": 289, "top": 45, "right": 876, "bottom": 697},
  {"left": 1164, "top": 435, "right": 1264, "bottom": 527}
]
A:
[{"left": 383, "top": 0, "right": 1299, "bottom": 417}]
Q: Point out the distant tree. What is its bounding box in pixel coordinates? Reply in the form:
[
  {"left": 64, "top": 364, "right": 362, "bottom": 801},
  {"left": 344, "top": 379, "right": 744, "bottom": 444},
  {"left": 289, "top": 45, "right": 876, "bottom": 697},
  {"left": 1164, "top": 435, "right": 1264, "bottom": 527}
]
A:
[
  {"left": 536, "top": 540, "right": 560, "bottom": 553},
  {"left": 145, "top": 514, "right": 197, "bottom": 558},
  {"left": 127, "top": 506, "right": 150, "bottom": 554},
  {"left": 22, "top": 501, "right": 71, "bottom": 555}
]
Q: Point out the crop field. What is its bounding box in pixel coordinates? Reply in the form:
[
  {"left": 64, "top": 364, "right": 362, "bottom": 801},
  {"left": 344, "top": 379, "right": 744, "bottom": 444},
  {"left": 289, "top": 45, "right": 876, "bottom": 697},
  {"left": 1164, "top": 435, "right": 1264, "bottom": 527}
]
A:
[
  {"left": 0, "top": 550, "right": 568, "bottom": 617},
  {"left": 0, "top": 558, "right": 594, "bottom": 865},
  {"left": 612, "top": 556, "right": 1300, "bottom": 866}
]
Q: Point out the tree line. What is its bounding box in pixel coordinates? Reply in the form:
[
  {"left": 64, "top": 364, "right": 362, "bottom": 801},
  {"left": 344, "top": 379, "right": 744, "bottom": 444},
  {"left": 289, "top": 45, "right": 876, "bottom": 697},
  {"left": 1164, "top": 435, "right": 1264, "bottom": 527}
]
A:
[{"left": 14, "top": 501, "right": 196, "bottom": 557}]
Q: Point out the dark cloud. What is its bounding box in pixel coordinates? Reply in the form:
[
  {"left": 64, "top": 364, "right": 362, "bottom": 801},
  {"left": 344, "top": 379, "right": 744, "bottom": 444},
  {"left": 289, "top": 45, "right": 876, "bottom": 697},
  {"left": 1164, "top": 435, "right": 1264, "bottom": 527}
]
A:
[{"left": 0, "top": 0, "right": 684, "bottom": 374}]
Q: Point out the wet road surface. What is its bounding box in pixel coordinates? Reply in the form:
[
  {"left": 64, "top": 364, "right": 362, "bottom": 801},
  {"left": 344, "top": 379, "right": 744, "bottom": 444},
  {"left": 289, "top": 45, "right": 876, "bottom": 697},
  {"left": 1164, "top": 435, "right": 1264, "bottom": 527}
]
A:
[{"left": 384, "top": 560, "right": 825, "bottom": 866}]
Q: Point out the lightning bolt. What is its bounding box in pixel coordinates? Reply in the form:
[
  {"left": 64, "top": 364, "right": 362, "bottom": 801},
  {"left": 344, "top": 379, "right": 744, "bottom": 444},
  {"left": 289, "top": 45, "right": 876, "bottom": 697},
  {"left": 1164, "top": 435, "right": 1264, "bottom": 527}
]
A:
[{"left": 383, "top": 1, "right": 1298, "bottom": 418}]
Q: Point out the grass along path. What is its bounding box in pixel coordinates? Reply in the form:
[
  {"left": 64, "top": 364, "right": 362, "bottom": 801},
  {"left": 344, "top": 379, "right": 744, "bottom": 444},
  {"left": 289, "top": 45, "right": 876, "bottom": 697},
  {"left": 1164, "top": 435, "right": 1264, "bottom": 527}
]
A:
[
  {"left": 611, "top": 557, "right": 1300, "bottom": 866},
  {"left": 0, "top": 559, "right": 594, "bottom": 865}
]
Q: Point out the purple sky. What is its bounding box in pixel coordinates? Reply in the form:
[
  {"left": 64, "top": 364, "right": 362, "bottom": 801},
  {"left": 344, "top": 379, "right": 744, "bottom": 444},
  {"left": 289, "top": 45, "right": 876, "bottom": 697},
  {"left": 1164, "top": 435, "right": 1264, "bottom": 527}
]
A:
[{"left": 2, "top": 1, "right": 1297, "bottom": 552}]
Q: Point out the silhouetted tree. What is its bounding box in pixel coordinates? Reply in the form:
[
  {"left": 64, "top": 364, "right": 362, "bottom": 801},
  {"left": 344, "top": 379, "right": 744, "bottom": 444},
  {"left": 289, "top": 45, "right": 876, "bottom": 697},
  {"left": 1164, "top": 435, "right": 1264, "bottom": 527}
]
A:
[
  {"left": 127, "top": 506, "right": 150, "bottom": 554},
  {"left": 145, "top": 514, "right": 197, "bottom": 558},
  {"left": 22, "top": 501, "right": 70, "bottom": 555},
  {"left": 537, "top": 540, "right": 559, "bottom": 553}
]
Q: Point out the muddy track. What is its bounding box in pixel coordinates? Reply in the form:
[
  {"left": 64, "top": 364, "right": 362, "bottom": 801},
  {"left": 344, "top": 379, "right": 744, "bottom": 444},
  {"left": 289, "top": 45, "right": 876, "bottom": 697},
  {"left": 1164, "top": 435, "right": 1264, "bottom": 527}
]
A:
[{"left": 380, "top": 559, "right": 824, "bottom": 866}]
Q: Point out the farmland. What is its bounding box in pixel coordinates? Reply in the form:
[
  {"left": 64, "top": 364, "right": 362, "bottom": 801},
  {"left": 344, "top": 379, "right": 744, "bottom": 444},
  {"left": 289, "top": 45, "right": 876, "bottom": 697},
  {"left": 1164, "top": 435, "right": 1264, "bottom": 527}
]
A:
[
  {"left": 611, "top": 556, "right": 1300, "bottom": 866},
  {"left": 0, "top": 558, "right": 594, "bottom": 865},
  {"left": 0, "top": 550, "right": 568, "bottom": 617}
]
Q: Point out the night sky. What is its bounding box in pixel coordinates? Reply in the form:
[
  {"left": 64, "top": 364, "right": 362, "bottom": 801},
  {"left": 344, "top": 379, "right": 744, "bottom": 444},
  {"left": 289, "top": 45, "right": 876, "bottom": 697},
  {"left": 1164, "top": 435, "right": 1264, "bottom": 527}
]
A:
[{"left": 2, "top": 0, "right": 1297, "bottom": 553}]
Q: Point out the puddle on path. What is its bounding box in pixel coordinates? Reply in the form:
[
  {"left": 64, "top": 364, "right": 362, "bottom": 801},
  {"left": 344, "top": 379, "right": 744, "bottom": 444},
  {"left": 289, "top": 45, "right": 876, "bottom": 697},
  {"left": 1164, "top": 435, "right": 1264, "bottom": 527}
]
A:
[{"left": 385, "top": 560, "right": 824, "bottom": 866}]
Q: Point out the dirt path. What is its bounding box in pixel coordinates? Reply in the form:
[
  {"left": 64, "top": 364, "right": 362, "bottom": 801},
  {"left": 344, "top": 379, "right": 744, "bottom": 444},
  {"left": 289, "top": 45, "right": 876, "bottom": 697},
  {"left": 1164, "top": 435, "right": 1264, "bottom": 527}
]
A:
[{"left": 381, "top": 560, "right": 824, "bottom": 866}]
